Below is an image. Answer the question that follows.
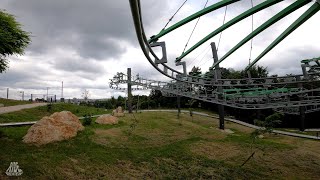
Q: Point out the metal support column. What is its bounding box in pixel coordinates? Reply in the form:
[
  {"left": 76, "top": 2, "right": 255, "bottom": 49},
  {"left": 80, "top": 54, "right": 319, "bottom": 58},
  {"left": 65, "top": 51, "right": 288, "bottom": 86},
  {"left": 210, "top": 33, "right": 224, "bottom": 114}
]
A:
[
  {"left": 211, "top": 42, "right": 225, "bottom": 130},
  {"left": 127, "top": 68, "right": 133, "bottom": 113},
  {"left": 177, "top": 95, "right": 181, "bottom": 118},
  {"left": 296, "top": 76, "right": 305, "bottom": 131}
]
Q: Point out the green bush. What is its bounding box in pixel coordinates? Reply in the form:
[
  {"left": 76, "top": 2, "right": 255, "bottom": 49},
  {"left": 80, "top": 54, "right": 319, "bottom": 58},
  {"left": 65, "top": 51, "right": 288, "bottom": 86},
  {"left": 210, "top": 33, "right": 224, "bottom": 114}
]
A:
[{"left": 82, "top": 114, "right": 92, "bottom": 126}]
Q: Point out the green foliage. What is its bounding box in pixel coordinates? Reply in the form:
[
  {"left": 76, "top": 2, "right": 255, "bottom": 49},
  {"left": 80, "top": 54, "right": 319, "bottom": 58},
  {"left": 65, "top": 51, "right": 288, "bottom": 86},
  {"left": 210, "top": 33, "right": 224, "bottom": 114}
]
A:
[
  {"left": 82, "top": 114, "right": 92, "bottom": 126},
  {"left": 0, "top": 98, "right": 32, "bottom": 106},
  {"left": 0, "top": 112, "right": 316, "bottom": 179},
  {"left": 189, "top": 66, "right": 202, "bottom": 76},
  {"left": 0, "top": 10, "right": 31, "bottom": 73},
  {"left": 254, "top": 112, "right": 283, "bottom": 134},
  {"left": 0, "top": 129, "right": 5, "bottom": 138},
  {"left": 47, "top": 103, "right": 53, "bottom": 112},
  {"left": 248, "top": 65, "right": 268, "bottom": 78},
  {"left": 221, "top": 68, "right": 243, "bottom": 79}
]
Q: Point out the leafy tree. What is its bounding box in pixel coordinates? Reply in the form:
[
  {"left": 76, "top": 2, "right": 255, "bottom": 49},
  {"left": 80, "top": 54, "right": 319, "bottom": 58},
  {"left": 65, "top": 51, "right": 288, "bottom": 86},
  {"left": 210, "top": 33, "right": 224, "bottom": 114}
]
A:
[
  {"left": 221, "top": 68, "right": 242, "bottom": 79},
  {"left": 0, "top": 10, "right": 31, "bottom": 73},
  {"left": 189, "top": 66, "right": 202, "bottom": 76},
  {"left": 247, "top": 65, "right": 268, "bottom": 78},
  {"left": 82, "top": 89, "right": 90, "bottom": 101}
]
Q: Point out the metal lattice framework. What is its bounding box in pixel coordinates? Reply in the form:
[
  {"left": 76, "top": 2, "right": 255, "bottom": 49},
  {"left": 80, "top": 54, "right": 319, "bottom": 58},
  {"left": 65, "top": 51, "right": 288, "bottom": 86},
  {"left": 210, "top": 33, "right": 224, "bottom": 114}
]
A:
[
  {"left": 126, "top": 0, "right": 320, "bottom": 110},
  {"left": 129, "top": 0, "right": 320, "bottom": 82},
  {"left": 110, "top": 63, "right": 320, "bottom": 111}
]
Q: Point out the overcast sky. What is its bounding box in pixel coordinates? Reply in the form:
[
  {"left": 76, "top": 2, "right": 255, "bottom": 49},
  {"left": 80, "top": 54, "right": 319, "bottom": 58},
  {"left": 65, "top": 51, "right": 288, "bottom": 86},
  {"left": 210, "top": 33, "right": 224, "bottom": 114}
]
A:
[{"left": 0, "top": 0, "right": 319, "bottom": 100}]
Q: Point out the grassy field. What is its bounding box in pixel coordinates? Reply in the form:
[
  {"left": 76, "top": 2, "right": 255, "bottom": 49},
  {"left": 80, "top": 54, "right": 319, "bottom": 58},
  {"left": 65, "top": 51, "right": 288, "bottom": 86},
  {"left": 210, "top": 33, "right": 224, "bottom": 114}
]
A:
[
  {"left": 0, "top": 98, "right": 32, "bottom": 107},
  {"left": 0, "top": 110, "right": 319, "bottom": 179},
  {"left": 0, "top": 103, "right": 109, "bottom": 123}
]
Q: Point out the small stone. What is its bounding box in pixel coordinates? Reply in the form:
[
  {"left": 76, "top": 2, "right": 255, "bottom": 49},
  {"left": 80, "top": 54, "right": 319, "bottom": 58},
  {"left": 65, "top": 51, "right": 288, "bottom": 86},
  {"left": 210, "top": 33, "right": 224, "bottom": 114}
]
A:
[
  {"left": 95, "top": 115, "right": 119, "bottom": 125},
  {"left": 258, "top": 135, "right": 264, "bottom": 139},
  {"left": 112, "top": 106, "right": 125, "bottom": 117}
]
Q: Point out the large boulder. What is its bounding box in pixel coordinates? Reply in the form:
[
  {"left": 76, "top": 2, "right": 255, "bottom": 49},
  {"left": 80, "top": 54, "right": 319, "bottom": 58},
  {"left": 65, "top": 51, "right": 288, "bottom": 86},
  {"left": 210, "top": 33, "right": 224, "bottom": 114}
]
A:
[
  {"left": 112, "top": 106, "right": 125, "bottom": 117},
  {"left": 23, "top": 111, "right": 84, "bottom": 145},
  {"left": 95, "top": 115, "right": 118, "bottom": 125}
]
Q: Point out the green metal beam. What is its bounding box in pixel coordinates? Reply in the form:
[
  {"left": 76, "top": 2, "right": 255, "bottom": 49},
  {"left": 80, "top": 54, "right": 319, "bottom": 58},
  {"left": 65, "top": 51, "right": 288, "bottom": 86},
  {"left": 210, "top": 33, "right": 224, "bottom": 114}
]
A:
[
  {"left": 149, "top": 0, "right": 239, "bottom": 43},
  {"left": 211, "top": 0, "right": 311, "bottom": 69},
  {"left": 176, "top": 0, "right": 285, "bottom": 62},
  {"left": 245, "top": 2, "right": 320, "bottom": 71}
]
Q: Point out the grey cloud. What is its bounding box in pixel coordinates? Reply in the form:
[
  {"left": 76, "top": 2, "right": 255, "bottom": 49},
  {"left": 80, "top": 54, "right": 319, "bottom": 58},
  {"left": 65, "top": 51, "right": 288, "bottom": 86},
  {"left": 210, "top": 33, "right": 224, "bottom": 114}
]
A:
[
  {"left": 1, "top": 0, "right": 169, "bottom": 60},
  {"left": 53, "top": 57, "right": 104, "bottom": 75}
]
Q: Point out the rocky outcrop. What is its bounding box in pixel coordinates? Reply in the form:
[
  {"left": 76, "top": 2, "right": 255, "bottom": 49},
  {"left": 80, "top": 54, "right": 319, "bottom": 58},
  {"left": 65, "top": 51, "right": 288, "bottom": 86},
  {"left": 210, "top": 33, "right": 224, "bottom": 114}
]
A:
[
  {"left": 23, "top": 111, "right": 84, "bottom": 145},
  {"left": 112, "top": 106, "right": 125, "bottom": 117},
  {"left": 95, "top": 115, "right": 119, "bottom": 125}
]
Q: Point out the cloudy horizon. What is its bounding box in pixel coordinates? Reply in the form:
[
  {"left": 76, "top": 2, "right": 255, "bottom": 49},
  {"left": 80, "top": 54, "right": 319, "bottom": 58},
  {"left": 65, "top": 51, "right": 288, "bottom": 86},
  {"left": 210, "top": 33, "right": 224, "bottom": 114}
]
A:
[{"left": 1, "top": 0, "right": 319, "bottom": 100}]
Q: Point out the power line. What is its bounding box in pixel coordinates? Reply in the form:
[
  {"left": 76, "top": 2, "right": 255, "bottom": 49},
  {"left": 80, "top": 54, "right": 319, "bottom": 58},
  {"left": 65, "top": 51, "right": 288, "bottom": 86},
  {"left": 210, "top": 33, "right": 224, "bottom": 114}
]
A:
[
  {"left": 162, "top": 0, "right": 188, "bottom": 31},
  {"left": 188, "top": 45, "right": 211, "bottom": 69},
  {"left": 181, "top": 0, "right": 209, "bottom": 54},
  {"left": 248, "top": 0, "right": 254, "bottom": 65},
  {"left": 217, "top": 5, "right": 228, "bottom": 51}
]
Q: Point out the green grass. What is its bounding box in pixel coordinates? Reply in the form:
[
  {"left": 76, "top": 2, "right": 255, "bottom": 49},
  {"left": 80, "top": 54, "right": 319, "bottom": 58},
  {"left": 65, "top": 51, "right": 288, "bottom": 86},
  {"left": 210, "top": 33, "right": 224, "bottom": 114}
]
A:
[
  {"left": 0, "top": 103, "right": 110, "bottom": 123},
  {"left": 0, "top": 111, "right": 319, "bottom": 179},
  {"left": 0, "top": 98, "right": 32, "bottom": 106}
]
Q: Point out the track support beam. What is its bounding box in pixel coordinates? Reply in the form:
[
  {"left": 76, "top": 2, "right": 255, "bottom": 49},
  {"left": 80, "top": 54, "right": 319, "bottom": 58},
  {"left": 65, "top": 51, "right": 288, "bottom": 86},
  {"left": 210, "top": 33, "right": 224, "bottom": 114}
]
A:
[
  {"left": 211, "top": 42, "right": 225, "bottom": 130},
  {"left": 127, "top": 68, "right": 133, "bottom": 113}
]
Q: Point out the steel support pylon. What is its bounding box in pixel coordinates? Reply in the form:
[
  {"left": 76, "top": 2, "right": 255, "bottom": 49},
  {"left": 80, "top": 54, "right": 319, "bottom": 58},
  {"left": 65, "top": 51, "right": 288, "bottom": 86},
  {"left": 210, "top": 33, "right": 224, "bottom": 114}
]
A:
[{"left": 211, "top": 42, "right": 225, "bottom": 130}]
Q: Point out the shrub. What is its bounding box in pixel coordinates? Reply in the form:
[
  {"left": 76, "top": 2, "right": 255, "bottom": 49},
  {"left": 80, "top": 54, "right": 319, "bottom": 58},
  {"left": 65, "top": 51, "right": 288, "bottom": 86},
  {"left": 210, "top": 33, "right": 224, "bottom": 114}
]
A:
[{"left": 82, "top": 114, "right": 92, "bottom": 126}]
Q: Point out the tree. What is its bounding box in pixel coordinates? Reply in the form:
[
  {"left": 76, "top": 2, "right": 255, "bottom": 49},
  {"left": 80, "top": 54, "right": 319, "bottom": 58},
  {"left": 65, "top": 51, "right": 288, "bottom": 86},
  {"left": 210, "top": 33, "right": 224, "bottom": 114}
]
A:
[
  {"left": 221, "top": 68, "right": 242, "bottom": 79},
  {"left": 247, "top": 65, "right": 268, "bottom": 78},
  {"left": 82, "top": 89, "right": 90, "bottom": 101},
  {"left": 189, "top": 66, "right": 202, "bottom": 76},
  {"left": 0, "top": 10, "right": 31, "bottom": 73}
]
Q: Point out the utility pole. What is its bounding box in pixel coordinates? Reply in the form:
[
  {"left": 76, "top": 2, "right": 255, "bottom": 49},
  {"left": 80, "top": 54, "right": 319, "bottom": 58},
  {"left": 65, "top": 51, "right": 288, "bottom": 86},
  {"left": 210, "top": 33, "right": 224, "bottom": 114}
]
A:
[
  {"left": 211, "top": 42, "right": 225, "bottom": 130},
  {"left": 46, "top": 87, "right": 49, "bottom": 102},
  {"left": 136, "top": 94, "right": 140, "bottom": 113},
  {"left": 19, "top": 91, "right": 24, "bottom": 101},
  {"left": 61, "top": 81, "right": 64, "bottom": 102},
  {"left": 177, "top": 95, "right": 181, "bottom": 119},
  {"left": 127, "top": 68, "right": 133, "bottom": 113},
  {"left": 6, "top": 88, "right": 9, "bottom": 99},
  {"left": 296, "top": 76, "right": 305, "bottom": 131}
]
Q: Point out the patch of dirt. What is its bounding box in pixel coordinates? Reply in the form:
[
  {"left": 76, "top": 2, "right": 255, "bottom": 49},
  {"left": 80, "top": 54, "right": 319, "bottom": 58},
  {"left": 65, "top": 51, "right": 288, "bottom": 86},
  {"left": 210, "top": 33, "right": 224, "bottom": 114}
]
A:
[{"left": 190, "top": 141, "right": 241, "bottom": 161}]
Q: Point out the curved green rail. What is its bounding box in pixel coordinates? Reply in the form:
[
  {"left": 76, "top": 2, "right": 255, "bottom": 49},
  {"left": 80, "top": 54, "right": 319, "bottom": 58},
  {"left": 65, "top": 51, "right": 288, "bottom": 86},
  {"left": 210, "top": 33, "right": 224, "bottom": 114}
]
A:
[
  {"left": 210, "top": 0, "right": 311, "bottom": 69},
  {"left": 175, "top": 0, "right": 285, "bottom": 62},
  {"left": 245, "top": 2, "right": 320, "bottom": 71},
  {"left": 148, "top": 0, "right": 239, "bottom": 43}
]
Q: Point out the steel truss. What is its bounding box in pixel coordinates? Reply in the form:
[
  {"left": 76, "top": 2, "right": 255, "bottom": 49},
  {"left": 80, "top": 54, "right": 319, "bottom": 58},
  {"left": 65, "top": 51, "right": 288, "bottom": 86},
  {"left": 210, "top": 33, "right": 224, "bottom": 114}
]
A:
[{"left": 126, "top": 0, "right": 320, "bottom": 130}]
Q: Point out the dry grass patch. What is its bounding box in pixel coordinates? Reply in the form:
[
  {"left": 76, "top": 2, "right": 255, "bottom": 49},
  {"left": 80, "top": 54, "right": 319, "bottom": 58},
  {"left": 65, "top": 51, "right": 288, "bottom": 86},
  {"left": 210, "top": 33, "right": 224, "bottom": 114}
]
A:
[
  {"left": 93, "top": 128, "right": 128, "bottom": 146},
  {"left": 190, "top": 140, "right": 242, "bottom": 161}
]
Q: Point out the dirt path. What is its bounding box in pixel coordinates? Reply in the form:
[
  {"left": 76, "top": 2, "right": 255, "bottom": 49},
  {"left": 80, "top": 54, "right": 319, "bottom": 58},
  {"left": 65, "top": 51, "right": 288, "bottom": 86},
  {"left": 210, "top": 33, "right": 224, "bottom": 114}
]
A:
[{"left": 0, "top": 103, "right": 47, "bottom": 114}]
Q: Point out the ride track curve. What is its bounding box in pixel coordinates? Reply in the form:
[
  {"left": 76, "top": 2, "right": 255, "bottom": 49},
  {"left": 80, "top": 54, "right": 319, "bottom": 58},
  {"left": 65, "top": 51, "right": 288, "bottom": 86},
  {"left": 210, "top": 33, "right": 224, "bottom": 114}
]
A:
[{"left": 125, "top": 0, "right": 320, "bottom": 112}]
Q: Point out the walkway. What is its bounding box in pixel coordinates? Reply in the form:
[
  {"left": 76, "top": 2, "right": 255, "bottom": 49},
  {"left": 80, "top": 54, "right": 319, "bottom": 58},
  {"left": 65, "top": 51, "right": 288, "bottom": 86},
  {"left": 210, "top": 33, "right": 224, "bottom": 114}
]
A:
[{"left": 0, "top": 103, "right": 47, "bottom": 115}]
